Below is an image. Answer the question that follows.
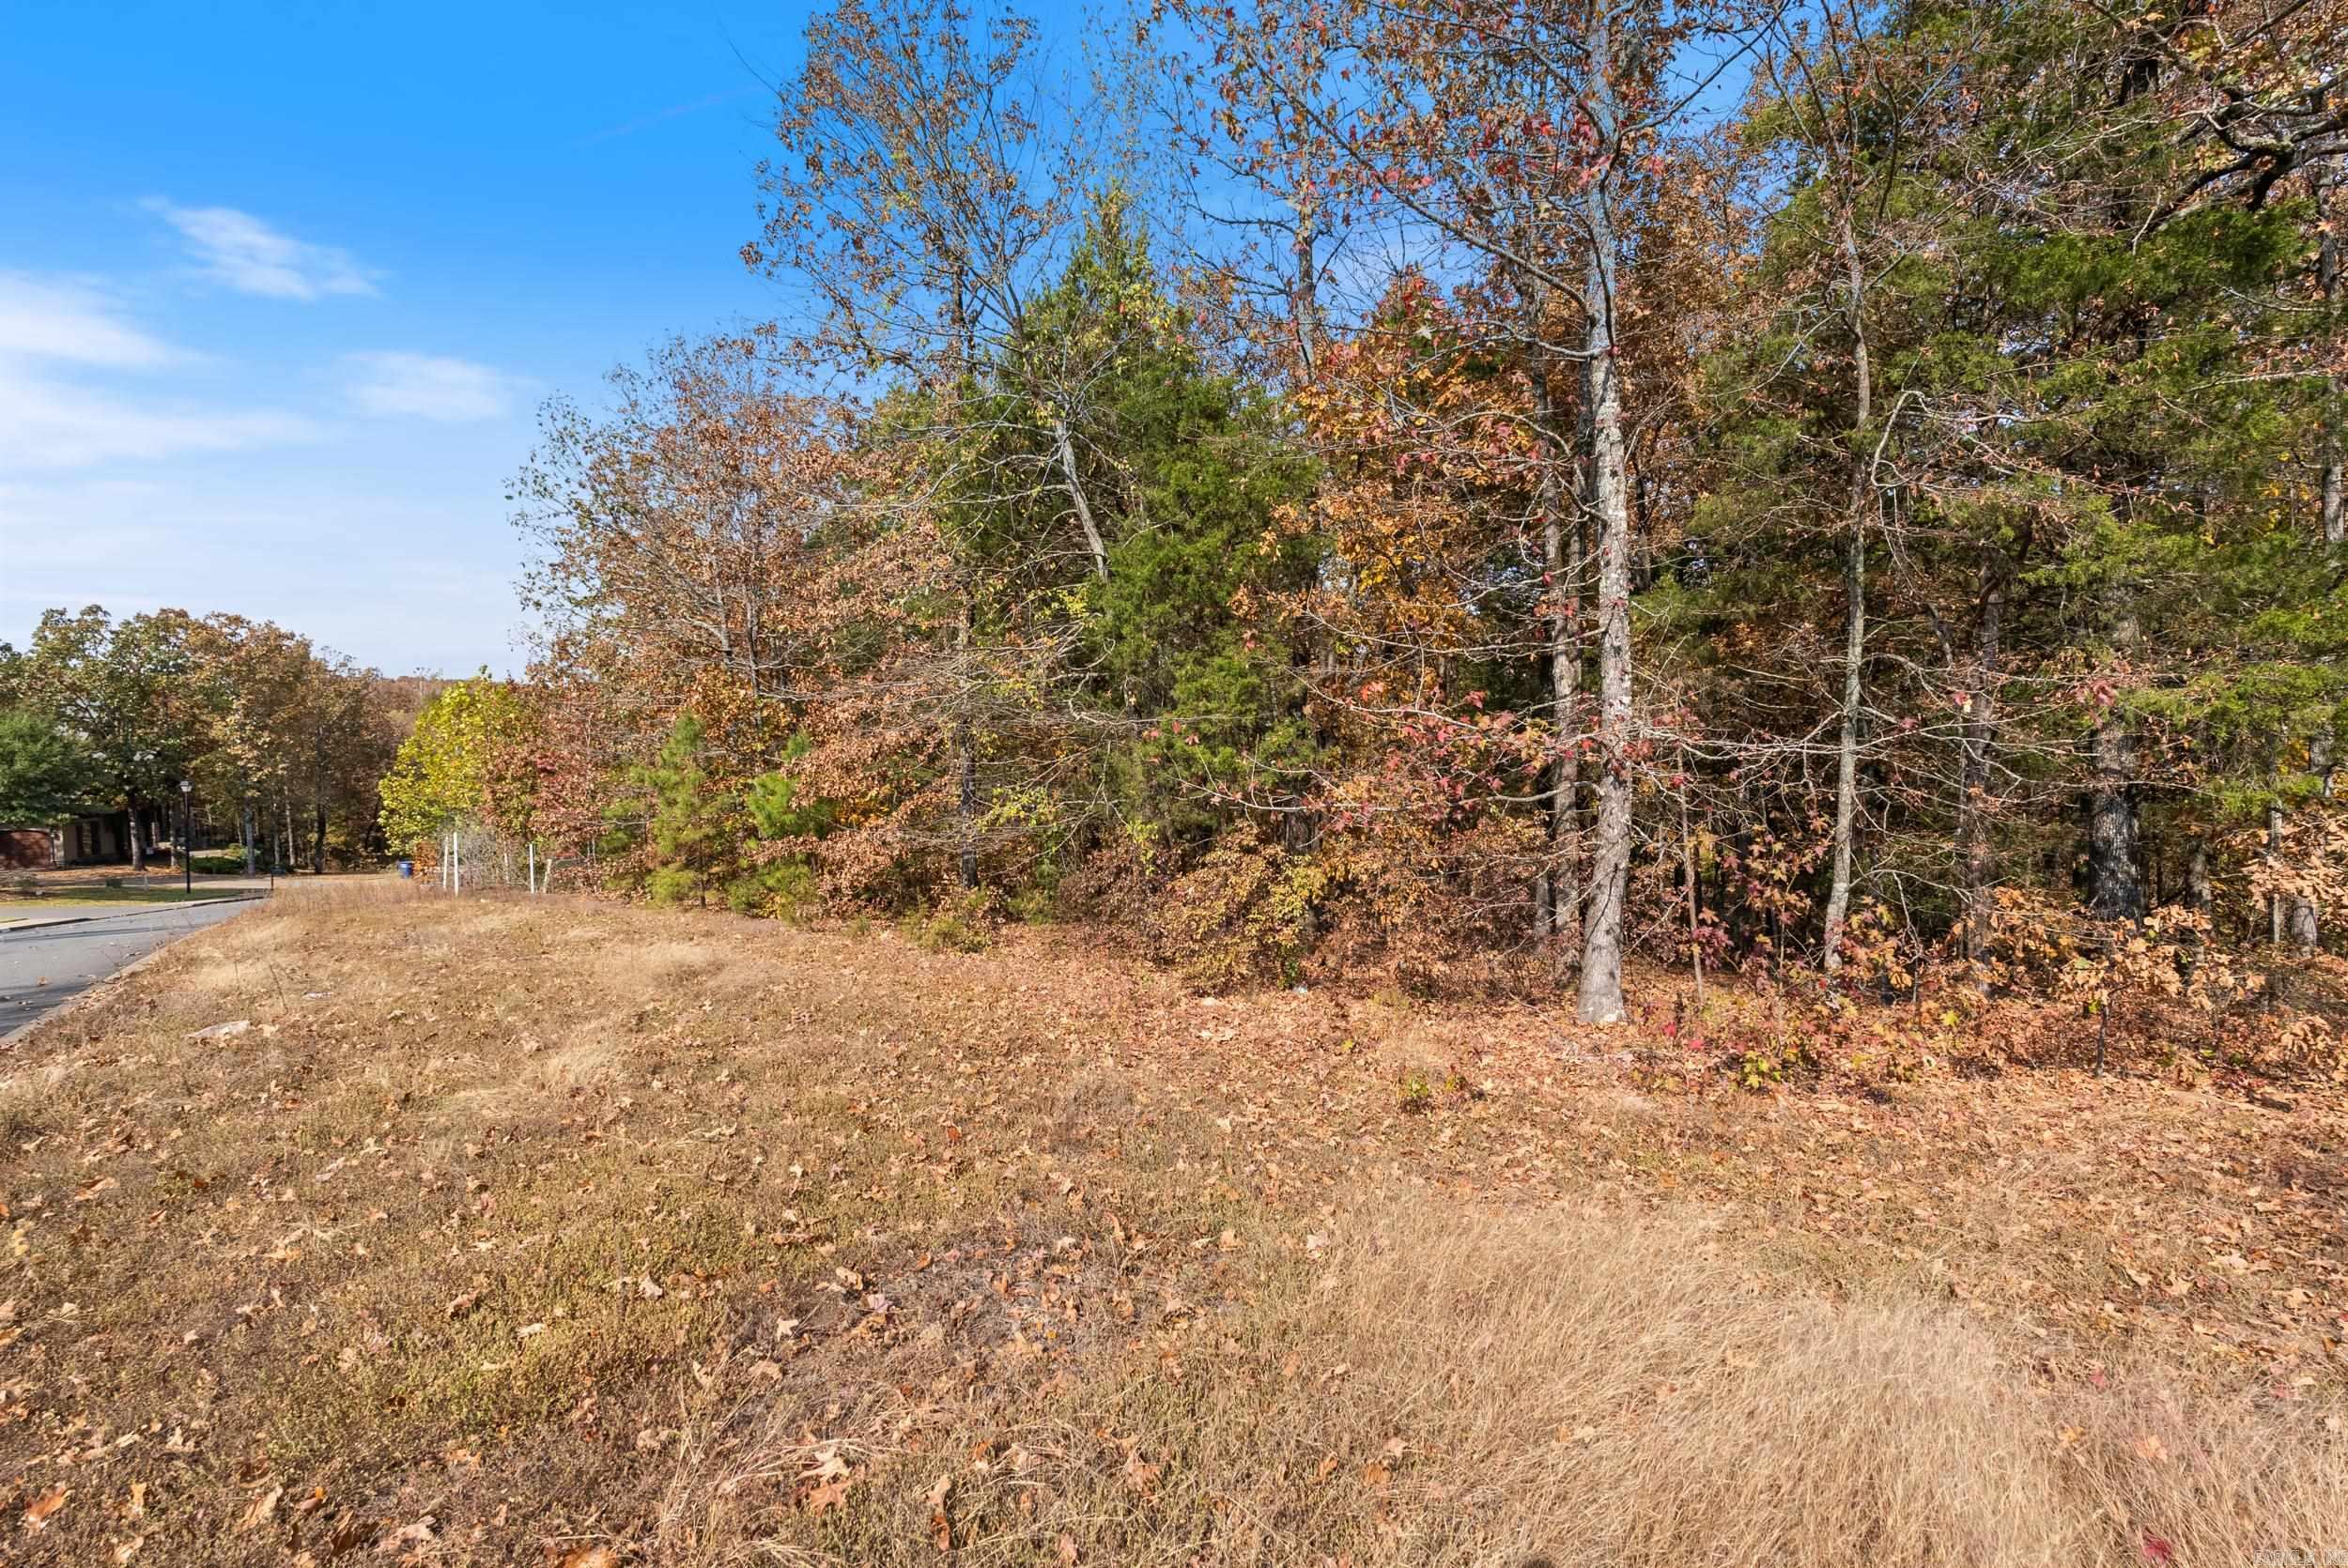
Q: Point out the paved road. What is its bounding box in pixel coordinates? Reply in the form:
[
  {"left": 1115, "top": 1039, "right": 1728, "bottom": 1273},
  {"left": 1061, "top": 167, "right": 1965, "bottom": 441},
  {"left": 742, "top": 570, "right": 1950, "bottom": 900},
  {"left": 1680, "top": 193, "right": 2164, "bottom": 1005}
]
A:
[{"left": 0, "top": 900, "right": 257, "bottom": 1039}]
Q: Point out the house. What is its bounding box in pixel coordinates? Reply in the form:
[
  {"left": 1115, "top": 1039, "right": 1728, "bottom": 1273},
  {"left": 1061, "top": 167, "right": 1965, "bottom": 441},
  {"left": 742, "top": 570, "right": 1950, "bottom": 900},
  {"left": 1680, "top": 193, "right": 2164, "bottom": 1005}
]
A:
[{"left": 0, "top": 809, "right": 147, "bottom": 869}]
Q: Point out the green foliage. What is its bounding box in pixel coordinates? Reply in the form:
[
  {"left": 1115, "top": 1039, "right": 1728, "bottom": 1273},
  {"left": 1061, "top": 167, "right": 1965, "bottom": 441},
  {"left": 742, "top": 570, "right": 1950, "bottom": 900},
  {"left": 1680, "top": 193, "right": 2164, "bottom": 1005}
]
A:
[
  {"left": 13, "top": 606, "right": 200, "bottom": 818},
  {"left": 744, "top": 734, "right": 829, "bottom": 839},
  {"left": 902, "top": 893, "right": 993, "bottom": 953},
  {"left": 491, "top": 0, "right": 2348, "bottom": 1002},
  {"left": 378, "top": 674, "right": 532, "bottom": 850},
  {"left": 633, "top": 714, "right": 730, "bottom": 908},
  {"left": 188, "top": 851, "right": 255, "bottom": 874},
  {"left": 0, "top": 709, "right": 100, "bottom": 825},
  {"left": 726, "top": 859, "right": 819, "bottom": 919},
  {"left": 614, "top": 716, "right": 832, "bottom": 916},
  {"left": 1152, "top": 822, "right": 1331, "bottom": 990},
  {"left": 952, "top": 191, "right": 1322, "bottom": 849}
]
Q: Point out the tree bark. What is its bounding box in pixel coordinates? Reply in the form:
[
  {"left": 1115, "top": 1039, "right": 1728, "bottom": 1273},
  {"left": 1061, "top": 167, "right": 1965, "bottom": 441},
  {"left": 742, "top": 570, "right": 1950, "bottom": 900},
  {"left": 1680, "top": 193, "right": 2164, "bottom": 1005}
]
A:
[
  {"left": 2270, "top": 796, "right": 2319, "bottom": 954},
  {"left": 127, "top": 793, "right": 146, "bottom": 872},
  {"left": 1957, "top": 566, "right": 2005, "bottom": 964},
  {"left": 1532, "top": 343, "right": 1580, "bottom": 961},
  {"left": 2288, "top": 885, "right": 2320, "bottom": 954},
  {"left": 1051, "top": 419, "right": 1110, "bottom": 584},
  {"left": 2180, "top": 838, "right": 2212, "bottom": 910},
  {"left": 1821, "top": 515, "right": 1866, "bottom": 970},
  {"left": 2085, "top": 716, "right": 2144, "bottom": 920},
  {"left": 312, "top": 804, "right": 328, "bottom": 874},
  {"left": 955, "top": 588, "right": 979, "bottom": 891},
  {"left": 2318, "top": 100, "right": 2342, "bottom": 546},
  {"left": 241, "top": 799, "right": 256, "bottom": 876},
  {"left": 946, "top": 279, "right": 981, "bottom": 894},
  {"left": 1291, "top": 190, "right": 1322, "bottom": 376},
  {"left": 2307, "top": 139, "right": 2340, "bottom": 945},
  {"left": 1575, "top": 11, "right": 1633, "bottom": 1026},
  {"left": 1820, "top": 207, "right": 1873, "bottom": 973},
  {"left": 2085, "top": 606, "right": 2145, "bottom": 920},
  {"left": 2268, "top": 800, "right": 2288, "bottom": 945}
]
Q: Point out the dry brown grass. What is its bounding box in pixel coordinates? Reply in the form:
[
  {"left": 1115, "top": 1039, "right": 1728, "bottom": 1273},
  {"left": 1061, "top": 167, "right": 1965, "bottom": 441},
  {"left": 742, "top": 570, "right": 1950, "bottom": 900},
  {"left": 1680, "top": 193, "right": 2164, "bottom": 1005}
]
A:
[
  {"left": 1, "top": 895, "right": 2341, "bottom": 1566},
  {"left": 672, "top": 1198, "right": 2346, "bottom": 1568}
]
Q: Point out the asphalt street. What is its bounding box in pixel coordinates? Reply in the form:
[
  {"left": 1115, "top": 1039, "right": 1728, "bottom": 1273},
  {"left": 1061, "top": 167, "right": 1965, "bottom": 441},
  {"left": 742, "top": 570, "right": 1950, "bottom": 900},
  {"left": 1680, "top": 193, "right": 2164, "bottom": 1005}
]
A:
[{"left": 0, "top": 900, "right": 256, "bottom": 1038}]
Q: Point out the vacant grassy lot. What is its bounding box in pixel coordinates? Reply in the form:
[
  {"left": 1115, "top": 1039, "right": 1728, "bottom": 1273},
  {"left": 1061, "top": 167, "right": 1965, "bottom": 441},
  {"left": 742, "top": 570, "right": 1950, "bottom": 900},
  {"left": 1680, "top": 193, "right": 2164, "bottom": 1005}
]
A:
[{"left": 3, "top": 884, "right": 2344, "bottom": 1564}]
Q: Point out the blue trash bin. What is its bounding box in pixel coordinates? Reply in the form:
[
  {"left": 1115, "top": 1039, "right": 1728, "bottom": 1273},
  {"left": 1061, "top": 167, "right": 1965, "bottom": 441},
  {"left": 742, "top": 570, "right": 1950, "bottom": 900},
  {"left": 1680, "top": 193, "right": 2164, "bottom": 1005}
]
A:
[{"left": 396, "top": 859, "right": 414, "bottom": 878}]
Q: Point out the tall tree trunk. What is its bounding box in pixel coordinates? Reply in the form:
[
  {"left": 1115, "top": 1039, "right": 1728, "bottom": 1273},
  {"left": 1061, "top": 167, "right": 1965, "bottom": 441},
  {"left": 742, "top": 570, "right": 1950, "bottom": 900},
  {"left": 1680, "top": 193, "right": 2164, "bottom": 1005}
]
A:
[
  {"left": 1957, "top": 567, "right": 2005, "bottom": 964},
  {"left": 2287, "top": 884, "right": 2320, "bottom": 954},
  {"left": 1051, "top": 419, "right": 1110, "bottom": 583},
  {"left": 1290, "top": 191, "right": 1322, "bottom": 376},
  {"left": 127, "top": 793, "right": 146, "bottom": 872},
  {"left": 2085, "top": 714, "right": 2144, "bottom": 920},
  {"left": 1531, "top": 339, "right": 1580, "bottom": 960},
  {"left": 2181, "top": 838, "right": 2212, "bottom": 910},
  {"left": 945, "top": 281, "right": 981, "bottom": 894},
  {"left": 1820, "top": 207, "right": 1873, "bottom": 974},
  {"left": 241, "top": 799, "right": 256, "bottom": 877},
  {"left": 2085, "top": 606, "right": 2145, "bottom": 920},
  {"left": 2268, "top": 800, "right": 2288, "bottom": 945},
  {"left": 1576, "top": 14, "right": 1633, "bottom": 1026},
  {"left": 312, "top": 804, "right": 329, "bottom": 874},
  {"left": 2306, "top": 139, "right": 2339, "bottom": 949},
  {"left": 2270, "top": 796, "right": 2320, "bottom": 954},
  {"left": 2318, "top": 100, "right": 2342, "bottom": 547},
  {"left": 1821, "top": 517, "right": 1867, "bottom": 970},
  {"left": 955, "top": 588, "right": 979, "bottom": 891}
]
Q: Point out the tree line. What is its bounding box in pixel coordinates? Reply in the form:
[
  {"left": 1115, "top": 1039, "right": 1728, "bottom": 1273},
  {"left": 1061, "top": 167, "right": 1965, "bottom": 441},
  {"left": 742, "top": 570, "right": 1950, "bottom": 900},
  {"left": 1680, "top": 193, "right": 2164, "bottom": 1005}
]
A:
[
  {"left": 390, "top": 0, "right": 2342, "bottom": 1034},
  {"left": 0, "top": 607, "right": 418, "bottom": 873}
]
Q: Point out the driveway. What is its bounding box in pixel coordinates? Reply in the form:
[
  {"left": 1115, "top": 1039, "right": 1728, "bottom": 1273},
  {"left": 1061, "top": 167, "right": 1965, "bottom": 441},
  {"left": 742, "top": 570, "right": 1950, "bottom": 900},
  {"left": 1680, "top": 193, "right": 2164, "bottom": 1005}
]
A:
[{"left": 0, "top": 899, "right": 257, "bottom": 1039}]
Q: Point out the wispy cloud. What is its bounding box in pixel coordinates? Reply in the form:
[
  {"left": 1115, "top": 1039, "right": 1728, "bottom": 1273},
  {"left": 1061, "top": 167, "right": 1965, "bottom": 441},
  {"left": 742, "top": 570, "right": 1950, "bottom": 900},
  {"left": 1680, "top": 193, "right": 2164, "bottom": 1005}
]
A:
[
  {"left": 145, "top": 200, "right": 378, "bottom": 300},
  {"left": 0, "top": 269, "right": 317, "bottom": 469},
  {"left": 0, "top": 271, "right": 182, "bottom": 368},
  {"left": 0, "top": 364, "right": 317, "bottom": 470},
  {"left": 579, "top": 87, "right": 758, "bottom": 146},
  {"left": 343, "top": 351, "right": 518, "bottom": 422},
  {"left": 0, "top": 475, "right": 529, "bottom": 678}
]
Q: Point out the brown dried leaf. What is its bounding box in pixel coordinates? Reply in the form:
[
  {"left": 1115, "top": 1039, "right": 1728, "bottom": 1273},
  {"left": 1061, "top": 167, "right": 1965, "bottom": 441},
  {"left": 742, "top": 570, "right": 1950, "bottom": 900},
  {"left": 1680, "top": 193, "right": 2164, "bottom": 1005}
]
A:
[
  {"left": 552, "top": 1547, "right": 620, "bottom": 1568},
  {"left": 238, "top": 1484, "right": 284, "bottom": 1531},
  {"left": 23, "top": 1485, "right": 68, "bottom": 1530}
]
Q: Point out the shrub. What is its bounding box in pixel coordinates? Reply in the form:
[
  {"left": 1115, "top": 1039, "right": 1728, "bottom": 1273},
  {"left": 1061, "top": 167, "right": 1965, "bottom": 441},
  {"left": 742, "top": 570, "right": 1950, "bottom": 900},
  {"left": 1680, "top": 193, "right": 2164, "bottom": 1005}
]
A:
[
  {"left": 1147, "top": 813, "right": 1541, "bottom": 996},
  {"left": 725, "top": 858, "right": 819, "bottom": 920},
  {"left": 903, "top": 910, "right": 990, "bottom": 953},
  {"left": 1149, "top": 822, "right": 1328, "bottom": 989}
]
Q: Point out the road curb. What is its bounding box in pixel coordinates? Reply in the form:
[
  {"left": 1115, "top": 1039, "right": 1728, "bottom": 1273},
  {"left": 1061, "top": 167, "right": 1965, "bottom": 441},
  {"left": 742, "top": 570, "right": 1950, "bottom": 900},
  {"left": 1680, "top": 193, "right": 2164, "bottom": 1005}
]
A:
[
  {"left": 0, "top": 893, "right": 266, "bottom": 936},
  {"left": 0, "top": 899, "right": 265, "bottom": 1049}
]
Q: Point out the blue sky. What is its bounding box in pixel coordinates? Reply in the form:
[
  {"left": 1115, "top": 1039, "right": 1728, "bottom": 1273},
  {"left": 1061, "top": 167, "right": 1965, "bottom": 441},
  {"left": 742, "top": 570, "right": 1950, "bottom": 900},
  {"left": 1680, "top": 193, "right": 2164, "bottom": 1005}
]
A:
[{"left": 0, "top": 1, "right": 820, "bottom": 677}]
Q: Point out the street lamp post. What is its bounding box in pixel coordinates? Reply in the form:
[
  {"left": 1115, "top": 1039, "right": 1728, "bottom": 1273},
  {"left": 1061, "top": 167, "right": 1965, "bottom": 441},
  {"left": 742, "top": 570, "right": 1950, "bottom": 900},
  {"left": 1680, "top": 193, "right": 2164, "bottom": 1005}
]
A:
[{"left": 179, "top": 778, "right": 193, "bottom": 893}]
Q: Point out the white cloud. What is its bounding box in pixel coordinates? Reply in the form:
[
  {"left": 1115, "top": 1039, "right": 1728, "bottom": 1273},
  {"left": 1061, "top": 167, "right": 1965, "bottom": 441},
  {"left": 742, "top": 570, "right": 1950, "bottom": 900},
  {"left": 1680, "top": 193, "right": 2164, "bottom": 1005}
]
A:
[
  {"left": 0, "top": 271, "right": 181, "bottom": 368},
  {"left": 0, "top": 475, "right": 530, "bottom": 679},
  {"left": 144, "top": 200, "right": 378, "bottom": 300},
  {"left": 343, "top": 351, "right": 517, "bottom": 422},
  {"left": 0, "top": 363, "right": 317, "bottom": 469},
  {"left": 0, "top": 270, "right": 317, "bottom": 469}
]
